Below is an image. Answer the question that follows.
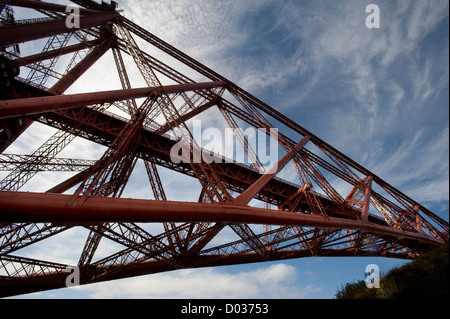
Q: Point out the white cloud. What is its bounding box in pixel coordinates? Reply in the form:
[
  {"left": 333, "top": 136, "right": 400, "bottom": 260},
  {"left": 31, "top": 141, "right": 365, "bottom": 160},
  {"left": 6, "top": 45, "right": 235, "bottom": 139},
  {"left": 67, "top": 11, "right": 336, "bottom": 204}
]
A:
[
  {"left": 78, "top": 263, "right": 320, "bottom": 299},
  {"left": 355, "top": 126, "right": 449, "bottom": 205},
  {"left": 118, "top": 0, "right": 266, "bottom": 56},
  {"left": 406, "top": 0, "right": 449, "bottom": 40},
  {"left": 17, "top": 227, "right": 90, "bottom": 265}
]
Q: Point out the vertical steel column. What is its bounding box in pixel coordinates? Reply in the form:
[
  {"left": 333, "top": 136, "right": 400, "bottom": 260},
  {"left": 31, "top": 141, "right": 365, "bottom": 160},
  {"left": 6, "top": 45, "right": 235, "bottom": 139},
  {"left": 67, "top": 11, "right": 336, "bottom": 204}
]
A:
[{"left": 361, "top": 176, "right": 373, "bottom": 222}]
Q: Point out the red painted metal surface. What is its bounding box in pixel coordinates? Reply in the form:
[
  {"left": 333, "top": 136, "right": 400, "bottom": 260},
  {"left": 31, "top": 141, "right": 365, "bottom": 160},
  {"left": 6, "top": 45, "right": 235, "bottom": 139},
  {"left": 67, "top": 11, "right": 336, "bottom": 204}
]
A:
[
  {"left": 0, "top": 81, "right": 226, "bottom": 118},
  {"left": 0, "top": 0, "right": 447, "bottom": 298},
  {"left": 0, "top": 191, "right": 444, "bottom": 247},
  {"left": 4, "top": 0, "right": 101, "bottom": 15}
]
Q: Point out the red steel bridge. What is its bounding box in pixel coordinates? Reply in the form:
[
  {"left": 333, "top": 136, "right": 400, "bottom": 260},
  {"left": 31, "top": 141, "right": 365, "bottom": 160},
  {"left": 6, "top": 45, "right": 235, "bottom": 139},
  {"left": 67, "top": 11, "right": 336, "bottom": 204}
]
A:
[{"left": 0, "top": 0, "right": 448, "bottom": 297}]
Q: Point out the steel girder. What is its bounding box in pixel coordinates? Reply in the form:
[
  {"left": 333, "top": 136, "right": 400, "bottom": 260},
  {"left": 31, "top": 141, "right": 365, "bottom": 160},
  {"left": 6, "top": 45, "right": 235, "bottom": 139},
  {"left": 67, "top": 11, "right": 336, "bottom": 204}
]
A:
[{"left": 0, "top": 0, "right": 448, "bottom": 298}]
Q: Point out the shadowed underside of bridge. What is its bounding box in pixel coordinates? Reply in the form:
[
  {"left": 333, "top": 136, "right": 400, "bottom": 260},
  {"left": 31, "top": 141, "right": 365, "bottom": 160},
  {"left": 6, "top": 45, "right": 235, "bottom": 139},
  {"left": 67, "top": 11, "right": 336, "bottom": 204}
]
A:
[{"left": 0, "top": 0, "right": 448, "bottom": 297}]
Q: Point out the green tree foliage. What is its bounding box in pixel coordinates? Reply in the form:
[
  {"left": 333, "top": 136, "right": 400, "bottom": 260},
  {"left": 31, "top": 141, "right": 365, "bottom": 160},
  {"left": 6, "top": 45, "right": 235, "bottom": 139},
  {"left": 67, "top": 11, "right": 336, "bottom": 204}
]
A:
[{"left": 335, "top": 244, "right": 449, "bottom": 299}]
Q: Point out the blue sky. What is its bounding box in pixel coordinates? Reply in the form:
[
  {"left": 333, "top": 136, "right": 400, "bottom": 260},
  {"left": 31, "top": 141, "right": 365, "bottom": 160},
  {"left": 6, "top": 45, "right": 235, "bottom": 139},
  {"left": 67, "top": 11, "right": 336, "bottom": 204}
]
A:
[{"left": 3, "top": 0, "right": 449, "bottom": 299}]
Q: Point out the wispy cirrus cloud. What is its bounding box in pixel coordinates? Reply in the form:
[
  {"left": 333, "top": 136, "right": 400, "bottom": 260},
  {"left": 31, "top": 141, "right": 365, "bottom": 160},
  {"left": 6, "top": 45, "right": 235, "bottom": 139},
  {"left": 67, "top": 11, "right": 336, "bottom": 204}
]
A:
[{"left": 260, "top": 0, "right": 449, "bottom": 209}]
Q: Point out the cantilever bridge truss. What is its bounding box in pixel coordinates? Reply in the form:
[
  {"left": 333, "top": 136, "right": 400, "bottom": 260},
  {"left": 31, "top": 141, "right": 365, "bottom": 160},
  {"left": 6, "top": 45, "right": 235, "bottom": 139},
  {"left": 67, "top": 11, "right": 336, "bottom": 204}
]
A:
[{"left": 0, "top": 0, "right": 448, "bottom": 297}]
